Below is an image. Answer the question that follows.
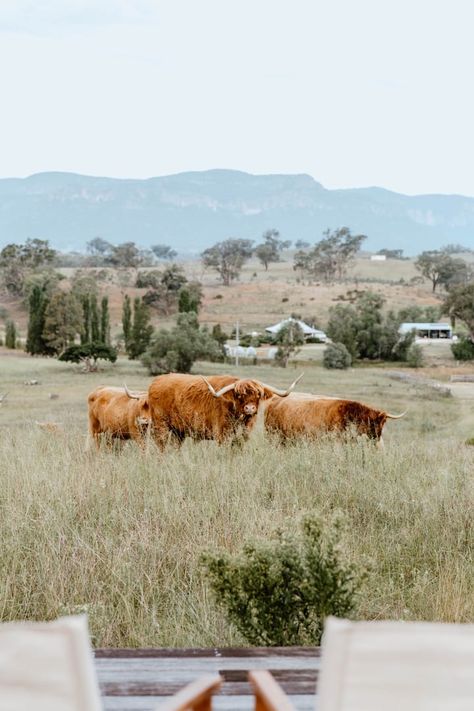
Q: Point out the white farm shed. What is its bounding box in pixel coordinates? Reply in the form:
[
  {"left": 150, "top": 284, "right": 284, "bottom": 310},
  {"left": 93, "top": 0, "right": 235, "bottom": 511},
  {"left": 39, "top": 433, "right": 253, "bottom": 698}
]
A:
[
  {"left": 399, "top": 322, "right": 453, "bottom": 339},
  {"left": 265, "top": 317, "right": 327, "bottom": 342}
]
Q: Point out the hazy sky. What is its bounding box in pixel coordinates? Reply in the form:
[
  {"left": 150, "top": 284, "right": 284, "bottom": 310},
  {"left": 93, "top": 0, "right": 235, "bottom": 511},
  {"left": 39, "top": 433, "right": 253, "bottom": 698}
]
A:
[{"left": 0, "top": 0, "right": 473, "bottom": 195}]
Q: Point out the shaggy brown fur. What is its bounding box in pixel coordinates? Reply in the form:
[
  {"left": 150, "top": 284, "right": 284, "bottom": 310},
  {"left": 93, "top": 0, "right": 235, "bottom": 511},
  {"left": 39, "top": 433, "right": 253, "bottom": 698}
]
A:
[
  {"left": 87, "top": 386, "right": 151, "bottom": 447},
  {"left": 265, "top": 396, "right": 398, "bottom": 442},
  {"left": 147, "top": 374, "right": 278, "bottom": 449}
]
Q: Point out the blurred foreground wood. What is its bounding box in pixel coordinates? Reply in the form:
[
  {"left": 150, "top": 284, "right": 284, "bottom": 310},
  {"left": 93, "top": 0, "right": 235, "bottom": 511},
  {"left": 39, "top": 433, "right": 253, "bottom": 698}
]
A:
[{"left": 95, "top": 647, "right": 319, "bottom": 710}]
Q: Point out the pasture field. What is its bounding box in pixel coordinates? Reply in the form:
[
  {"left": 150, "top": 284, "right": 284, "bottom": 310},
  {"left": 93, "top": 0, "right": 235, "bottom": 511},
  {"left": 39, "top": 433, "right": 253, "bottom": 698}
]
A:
[
  {"left": 1, "top": 354, "right": 474, "bottom": 646},
  {"left": 2, "top": 253, "right": 443, "bottom": 339}
]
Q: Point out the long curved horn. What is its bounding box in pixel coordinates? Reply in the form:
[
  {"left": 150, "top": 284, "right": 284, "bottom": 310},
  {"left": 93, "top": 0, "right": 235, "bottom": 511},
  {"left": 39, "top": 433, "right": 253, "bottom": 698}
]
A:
[
  {"left": 257, "top": 372, "right": 305, "bottom": 397},
  {"left": 386, "top": 410, "right": 407, "bottom": 419},
  {"left": 123, "top": 383, "right": 146, "bottom": 400},
  {"left": 201, "top": 376, "right": 237, "bottom": 398}
]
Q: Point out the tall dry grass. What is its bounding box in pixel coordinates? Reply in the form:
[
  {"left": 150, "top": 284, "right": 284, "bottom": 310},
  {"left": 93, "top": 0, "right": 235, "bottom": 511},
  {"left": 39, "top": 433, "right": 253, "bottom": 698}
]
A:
[
  {"left": 1, "top": 428, "right": 473, "bottom": 646},
  {"left": 1, "top": 355, "right": 473, "bottom": 646}
]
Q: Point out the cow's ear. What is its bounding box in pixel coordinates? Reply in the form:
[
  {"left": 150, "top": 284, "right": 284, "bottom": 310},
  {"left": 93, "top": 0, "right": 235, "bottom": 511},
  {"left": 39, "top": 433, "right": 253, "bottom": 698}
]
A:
[{"left": 262, "top": 387, "right": 276, "bottom": 400}]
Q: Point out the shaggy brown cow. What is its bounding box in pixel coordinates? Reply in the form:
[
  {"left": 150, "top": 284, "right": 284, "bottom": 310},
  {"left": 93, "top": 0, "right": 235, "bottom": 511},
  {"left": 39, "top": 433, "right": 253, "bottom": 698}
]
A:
[
  {"left": 264, "top": 395, "right": 405, "bottom": 443},
  {"left": 87, "top": 385, "right": 151, "bottom": 447},
  {"left": 146, "top": 373, "right": 303, "bottom": 449}
]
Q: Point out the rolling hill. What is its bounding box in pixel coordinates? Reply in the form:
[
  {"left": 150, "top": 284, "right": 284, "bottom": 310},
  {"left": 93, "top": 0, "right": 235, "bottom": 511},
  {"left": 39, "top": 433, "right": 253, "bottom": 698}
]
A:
[{"left": 1, "top": 169, "right": 473, "bottom": 255}]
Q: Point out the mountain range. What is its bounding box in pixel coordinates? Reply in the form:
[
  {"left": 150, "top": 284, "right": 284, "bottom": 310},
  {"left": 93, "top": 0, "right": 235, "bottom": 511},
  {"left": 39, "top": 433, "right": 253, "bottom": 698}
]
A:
[{"left": 0, "top": 169, "right": 473, "bottom": 255}]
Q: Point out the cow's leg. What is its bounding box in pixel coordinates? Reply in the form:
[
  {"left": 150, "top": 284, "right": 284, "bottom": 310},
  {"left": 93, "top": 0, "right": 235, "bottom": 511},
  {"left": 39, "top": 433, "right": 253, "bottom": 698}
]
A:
[
  {"left": 152, "top": 422, "right": 170, "bottom": 452},
  {"left": 133, "top": 419, "right": 158, "bottom": 451},
  {"left": 376, "top": 436, "right": 385, "bottom": 450},
  {"left": 87, "top": 415, "right": 102, "bottom": 450},
  {"left": 130, "top": 417, "right": 147, "bottom": 448}
]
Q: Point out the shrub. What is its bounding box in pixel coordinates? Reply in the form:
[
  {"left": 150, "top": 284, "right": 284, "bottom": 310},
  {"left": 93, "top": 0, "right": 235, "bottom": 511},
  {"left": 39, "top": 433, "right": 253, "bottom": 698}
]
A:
[
  {"left": 391, "top": 331, "right": 416, "bottom": 361},
  {"left": 178, "top": 284, "right": 202, "bottom": 314},
  {"left": 407, "top": 343, "right": 424, "bottom": 368},
  {"left": 451, "top": 337, "right": 474, "bottom": 361},
  {"left": 58, "top": 343, "right": 117, "bottom": 372},
  {"left": 135, "top": 270, "right": 162, "bottom": 289},
  {"left": 142, "top": 313, "right": 221, "bottom": 374},
  {"left": 238, "top": 333, "right": 264, "bottom": 348},
  {"left": 202, "top": 515, "right": 366, "bottom": 646},
  {"left": 272, "top": 322, "right": 305, "bottom": 368},
  {"left": 211, "top": 324, "right": 229, "bottom": 347},
  {"left": 327, "top": 293, "right": 426, "bottom": 363},
  {"left": 323, "top": 342, "right": 352, "bottom": 369}
]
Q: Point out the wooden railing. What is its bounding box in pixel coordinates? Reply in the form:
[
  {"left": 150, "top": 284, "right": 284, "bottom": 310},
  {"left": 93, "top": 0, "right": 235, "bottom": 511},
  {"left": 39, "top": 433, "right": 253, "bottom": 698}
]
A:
[{"left": 94, "top": 646, "right": 319, "bottom": 710}]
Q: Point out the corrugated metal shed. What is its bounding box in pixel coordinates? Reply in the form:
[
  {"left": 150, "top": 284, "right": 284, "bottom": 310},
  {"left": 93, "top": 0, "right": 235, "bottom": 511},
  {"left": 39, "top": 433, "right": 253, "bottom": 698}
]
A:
[{"left": 399, "top": 322, "right": 452, "bottom": 336}]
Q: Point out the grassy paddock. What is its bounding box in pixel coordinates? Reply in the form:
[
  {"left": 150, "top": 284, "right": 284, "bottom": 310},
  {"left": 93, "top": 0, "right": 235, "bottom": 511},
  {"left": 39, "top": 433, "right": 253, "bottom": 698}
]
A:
[{"left": 0, "top": 355, "right": 473, "bottom": 646}]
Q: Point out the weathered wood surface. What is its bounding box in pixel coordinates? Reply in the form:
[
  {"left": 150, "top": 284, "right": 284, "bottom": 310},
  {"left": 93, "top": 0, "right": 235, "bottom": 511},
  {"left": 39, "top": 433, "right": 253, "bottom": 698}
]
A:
[{"left": 95, "top": 647, "right": 320, "bottom": 711}]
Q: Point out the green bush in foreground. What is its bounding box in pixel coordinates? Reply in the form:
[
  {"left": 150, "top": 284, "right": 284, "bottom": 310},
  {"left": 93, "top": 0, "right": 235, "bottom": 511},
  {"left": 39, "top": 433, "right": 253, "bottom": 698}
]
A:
[
  {"left": 202, "top": 515, "right": 366, "bottom": 646},
  {"left": 323, "top": 341, "right": 352, "bottom": 369}
]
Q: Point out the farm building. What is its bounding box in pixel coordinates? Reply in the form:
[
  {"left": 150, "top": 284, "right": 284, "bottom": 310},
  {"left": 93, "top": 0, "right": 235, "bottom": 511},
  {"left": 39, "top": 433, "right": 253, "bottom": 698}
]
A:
[
  {"left": 399, "top": 322, "right": 453, "bottom": 339},
  {"left": 265, "top": 317, "right": 327, "bottom": 342}
]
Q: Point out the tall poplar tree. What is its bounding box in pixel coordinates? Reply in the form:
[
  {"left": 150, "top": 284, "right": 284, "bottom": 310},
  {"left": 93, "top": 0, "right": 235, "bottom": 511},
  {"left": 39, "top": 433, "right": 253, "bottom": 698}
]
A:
[
  {"left": 5, "top": 320, "right": 17, "bottom": 349},
  {"left": 122, "top": 294, "right": 132, "bottom": 351},
  {"left": 128, "top": 297, "right": 153, "bottom": 359},
  {"left": 100, "top": 296, "right": 110, "bottom": 345},
  {"left": 81, "top": 294, "right": 91, "bottom": 345},
  {"left": 26, "top": 285, "right": 51, "bottom": 355},
  {"left": 90, "top": 294, "right": 100, "bottom": 343}
]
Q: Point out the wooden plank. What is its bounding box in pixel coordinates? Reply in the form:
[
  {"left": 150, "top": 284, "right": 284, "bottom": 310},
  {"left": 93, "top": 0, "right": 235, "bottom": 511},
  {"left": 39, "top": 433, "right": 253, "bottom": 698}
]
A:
[
  {"left": 94, "top": 656, "right": 320, "bottom": 675},
  {"left": 219, "top": 669, "right": 317, "bottom": 683},
  {"left": 102, "top": 695, "right": 318, "bottom": 711},
  {"left": 95, "top": 649, "right": 320, "bottom": 709},
  {"left": 100, "top": 680, "right": 317, "bottom": 697},
  {"left": 95, "top": 647, "right": 320, "bottom": 659}
]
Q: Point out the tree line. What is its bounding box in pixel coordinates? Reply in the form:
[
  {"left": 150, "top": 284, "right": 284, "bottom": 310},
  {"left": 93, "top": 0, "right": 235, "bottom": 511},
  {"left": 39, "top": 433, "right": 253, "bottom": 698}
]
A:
[
  {"left": 0, "top": 238, "right": 224, "bottom": 373},
  {"left": 2, "top": 234, "right": 474, "bottom": 298},
  {"left": 3, "top": 232, "right": 474, "bottom": 369}
]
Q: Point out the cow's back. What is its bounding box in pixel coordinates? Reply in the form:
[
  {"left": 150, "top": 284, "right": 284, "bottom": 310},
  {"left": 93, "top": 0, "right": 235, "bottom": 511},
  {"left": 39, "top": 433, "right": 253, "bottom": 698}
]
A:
[
  {"left": 265, "top": 396, "right": 340, "bottom": 437},
  {"left": 265, "top": 396, "right": 387, "bottom": 439},
  {"left": 148, "top": 373, "right": 239, "bottom": 438}
]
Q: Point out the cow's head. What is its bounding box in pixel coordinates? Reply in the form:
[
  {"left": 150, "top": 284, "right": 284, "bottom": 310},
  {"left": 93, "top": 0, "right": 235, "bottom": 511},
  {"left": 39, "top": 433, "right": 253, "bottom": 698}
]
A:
[
  {"left": 366, "top": 412, "right": 388, "bottom": 440},
  {"left": 365, "top": 409, "right": 406, "bottom": 440},
  {"left": 202, "top": 374, "right": 304, "bottom": 421}
]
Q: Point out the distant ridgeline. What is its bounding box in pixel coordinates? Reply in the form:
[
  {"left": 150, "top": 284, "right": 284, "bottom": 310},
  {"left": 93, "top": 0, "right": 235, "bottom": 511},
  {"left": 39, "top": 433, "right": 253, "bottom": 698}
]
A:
[{"left": 1, "top": 169, "right": 474, "bottom": 255}]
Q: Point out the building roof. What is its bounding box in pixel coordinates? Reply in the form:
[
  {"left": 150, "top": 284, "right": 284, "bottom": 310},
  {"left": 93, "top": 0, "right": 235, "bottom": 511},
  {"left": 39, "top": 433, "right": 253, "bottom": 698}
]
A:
[
  {"left": 399, "top": 322, "right": 452, "bottom": 333},
  {"left": 265, "top": 317, "right": 326, "bottom": 338}
]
